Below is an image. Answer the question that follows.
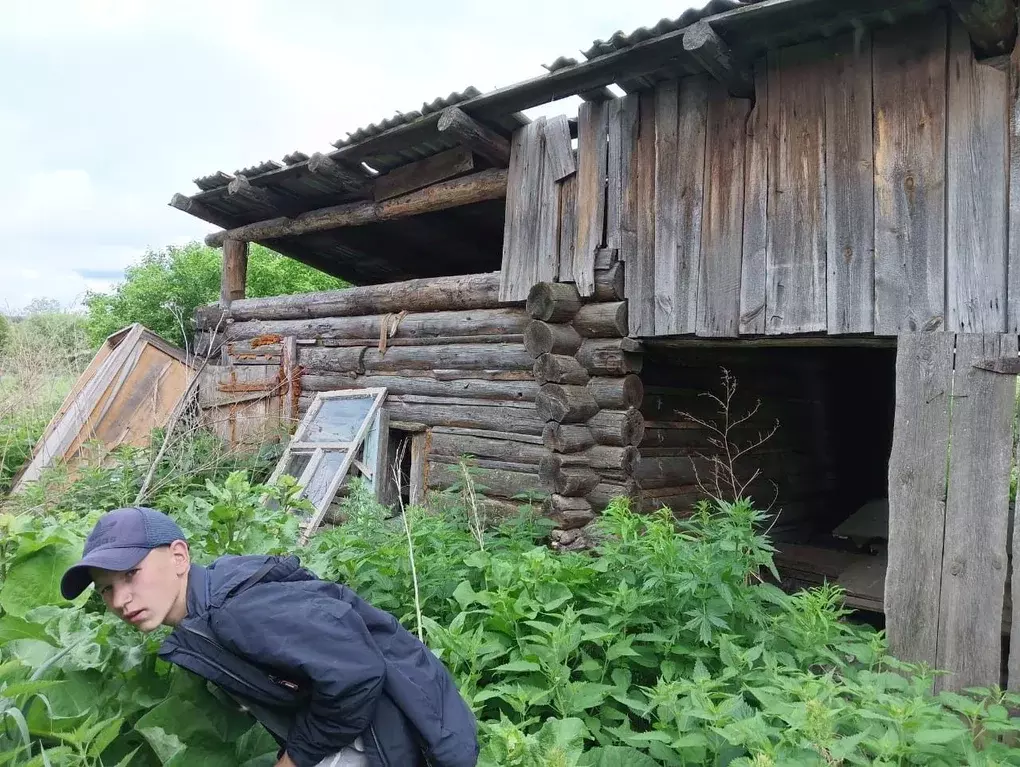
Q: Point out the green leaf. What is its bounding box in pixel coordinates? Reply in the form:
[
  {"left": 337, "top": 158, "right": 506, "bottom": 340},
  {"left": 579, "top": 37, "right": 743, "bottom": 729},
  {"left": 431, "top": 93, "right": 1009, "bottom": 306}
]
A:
[
  {"left": 137, "top": 726, "right": 187, "bottom": 764},
  {"left": 582, "top": 746, "right": 660, "bottom": 767},
  {"left": 912, "top": 727, "right": 967, "bottom": 745},
  {"left": 0, "top": 617, "right": 57, "bottom": 646},
  {"left": 86, "top": 717, "right": 125, "bottom": 758},
  {"left": 0, "top": 544, "right": 81, "bottom": 617},
  {"left": 494, "top": 659, "right": 541, "bottom": 673}
]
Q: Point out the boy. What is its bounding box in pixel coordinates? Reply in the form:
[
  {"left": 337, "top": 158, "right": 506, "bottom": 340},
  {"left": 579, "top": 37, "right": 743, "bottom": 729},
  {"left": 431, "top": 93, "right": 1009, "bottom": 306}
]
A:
[{"left": 60, "top": 506, "right": 480, "bottom": 767}]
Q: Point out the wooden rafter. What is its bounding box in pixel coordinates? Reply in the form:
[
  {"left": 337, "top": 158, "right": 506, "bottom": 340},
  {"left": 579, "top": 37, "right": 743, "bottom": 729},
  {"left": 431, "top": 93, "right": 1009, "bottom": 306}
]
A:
[{"left": 202, "top": 168, "right": 508, "bottom": 246}]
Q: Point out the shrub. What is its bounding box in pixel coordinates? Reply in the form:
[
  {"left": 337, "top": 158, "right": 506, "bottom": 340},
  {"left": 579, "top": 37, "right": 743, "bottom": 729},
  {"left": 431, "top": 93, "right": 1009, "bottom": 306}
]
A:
[
  {"left": 3, "top": 439, "right": 1020, "bottom": 765},
  {"left": 83, "top": 242, "right": 349, "bottom": 349}
]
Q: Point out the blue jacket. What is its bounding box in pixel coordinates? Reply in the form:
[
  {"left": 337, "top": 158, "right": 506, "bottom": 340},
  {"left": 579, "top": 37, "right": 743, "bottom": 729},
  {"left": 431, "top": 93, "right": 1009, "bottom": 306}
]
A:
[{"left": 157, "top": 554, "right": 479, "bottom": 767}]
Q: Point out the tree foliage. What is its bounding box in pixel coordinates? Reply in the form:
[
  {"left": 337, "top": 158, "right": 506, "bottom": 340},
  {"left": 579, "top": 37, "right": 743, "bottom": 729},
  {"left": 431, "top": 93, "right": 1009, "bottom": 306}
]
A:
[{"left": 83, "top": 242, "right": 348, "bottom": 349}]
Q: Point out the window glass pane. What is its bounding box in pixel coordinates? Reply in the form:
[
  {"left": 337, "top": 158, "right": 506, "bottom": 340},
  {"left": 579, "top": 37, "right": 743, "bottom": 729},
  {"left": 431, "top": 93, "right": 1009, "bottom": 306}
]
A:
[
  {"left": 304, "top": 396, "right": 376, "bottom": 442},
  {"left": 304, "top": 450, "right": 347, "bottom": 507},
  {"left": 281, "top": 452, "right": 312, "bottom": 481}
]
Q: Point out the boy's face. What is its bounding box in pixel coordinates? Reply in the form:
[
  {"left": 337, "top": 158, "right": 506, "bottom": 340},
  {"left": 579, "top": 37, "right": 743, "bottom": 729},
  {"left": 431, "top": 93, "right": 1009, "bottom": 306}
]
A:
[{"left": 89, "top": 541, "right": 190, "bottom": 632}]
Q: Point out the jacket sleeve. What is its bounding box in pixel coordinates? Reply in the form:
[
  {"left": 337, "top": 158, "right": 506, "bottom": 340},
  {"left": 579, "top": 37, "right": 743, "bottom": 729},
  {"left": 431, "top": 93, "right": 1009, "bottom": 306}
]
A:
[{"left": 209, "top": 583, "right": 386, "bottom": 767}]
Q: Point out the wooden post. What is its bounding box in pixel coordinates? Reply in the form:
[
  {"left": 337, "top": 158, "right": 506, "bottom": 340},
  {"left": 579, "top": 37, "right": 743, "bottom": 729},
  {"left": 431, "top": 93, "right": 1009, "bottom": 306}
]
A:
[{"left": 221, "top": 239, "right": 248, "bottom": 308}]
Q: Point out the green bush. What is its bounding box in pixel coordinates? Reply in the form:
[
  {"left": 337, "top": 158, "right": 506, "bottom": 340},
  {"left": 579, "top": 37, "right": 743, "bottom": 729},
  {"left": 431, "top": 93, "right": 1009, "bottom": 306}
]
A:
[
  {"left": 84, "top": 242, "right": 349, "bottom": 349},
  {"left": 3, "top": 442, "right": 1020, "bottom": 765}
]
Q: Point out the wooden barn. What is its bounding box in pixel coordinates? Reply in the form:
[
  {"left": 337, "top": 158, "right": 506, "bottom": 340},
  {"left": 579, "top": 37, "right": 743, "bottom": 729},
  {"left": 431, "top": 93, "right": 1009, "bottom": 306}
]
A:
[{"left": 171, "top": 0, "right": 1020, "bottom": 692}]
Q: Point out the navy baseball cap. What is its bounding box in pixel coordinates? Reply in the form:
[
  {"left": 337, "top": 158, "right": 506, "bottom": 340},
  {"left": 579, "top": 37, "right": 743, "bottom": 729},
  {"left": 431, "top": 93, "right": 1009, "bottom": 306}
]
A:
[{"left": 60, "top": 507, "right": 187, "bottom": 600}]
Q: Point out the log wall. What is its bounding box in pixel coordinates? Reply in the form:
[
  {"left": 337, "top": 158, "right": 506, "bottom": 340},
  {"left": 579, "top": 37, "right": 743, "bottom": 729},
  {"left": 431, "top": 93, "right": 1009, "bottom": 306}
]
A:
[
  {"left": 523, "top": 260, "right": 645, "bottom": 547},
  {"left": 197, "top": 272, "right": 553, "bottom": 513},
  {"left": 499, "top": 10, "right": 1020, "bottom": 339}
]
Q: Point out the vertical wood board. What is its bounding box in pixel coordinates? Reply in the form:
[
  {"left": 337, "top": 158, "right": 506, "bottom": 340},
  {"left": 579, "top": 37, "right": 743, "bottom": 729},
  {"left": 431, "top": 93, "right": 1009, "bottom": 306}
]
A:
[
  {"left": 675, "top": 76, "right": 710, "bottom": 334},
  {"left": 825, "top": 32, "right": 876, "bottom": 334},
  {"left": 946, "top": 21, "right": 1009, "bottom": 334},
  {"left": 873, "top": 13, "right": 948, "bottom": 334},
  {"left": 574, "top": 101, "right": 609, "bottom": 296},
  {"left": 936, "top": 333, "right": 1016, "bottom": 692},
  {"left": 499, "top": 127, "right": 528, "bottom": 302},
  {"left": 629, "top": 91, "right": 658, "bottom": 336},
  {"left": 499, "top": 119, "right": 546, "bottom": 302},
  {"left": 740, "top": 57, "right": 769, "bottom": 335},
  {"left": 766, "top": 42, "right": 827, "bottom": 334},
  {"left": 558, "top": 174, "right": 577, "bottom": 282},
  {"left": 697, "top": 83, "right": 750, "bottom": 337},
  {"left": 608, "top": 94, "right": 639, "bottom": 262},
  {"left": 1009, "top": 42, "right": 1020, "bottom": 332},
  {"left": 544, "top": 114, "right": 576, "bottom": 181},
  {"left": 653, "top": 80, "right": 681, "bottom": 334},
  {"left": 537, "top": 117, "right": 562, "bottom": 285},
  {"left": 884, "top": 331, "right": 954, "bottom": 671}
]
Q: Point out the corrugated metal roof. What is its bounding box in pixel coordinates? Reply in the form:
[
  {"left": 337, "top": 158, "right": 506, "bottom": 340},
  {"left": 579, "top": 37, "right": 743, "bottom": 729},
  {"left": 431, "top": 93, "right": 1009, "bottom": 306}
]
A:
[
  {"left": 575, "top": 0, "right": 756, "bottom": 64},
  {"left": 331, "top": 86, "right": 529, "bottom": 174},
  {"left": 543, "top": 0, "right": 763, "bottom": 92}
]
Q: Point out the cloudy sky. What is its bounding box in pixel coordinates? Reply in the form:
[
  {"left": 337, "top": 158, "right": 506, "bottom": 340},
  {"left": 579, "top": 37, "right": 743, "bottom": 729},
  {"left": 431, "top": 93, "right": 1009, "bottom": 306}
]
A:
[{"left": 0, "top": 0, "right": 695, "bottom": 314}]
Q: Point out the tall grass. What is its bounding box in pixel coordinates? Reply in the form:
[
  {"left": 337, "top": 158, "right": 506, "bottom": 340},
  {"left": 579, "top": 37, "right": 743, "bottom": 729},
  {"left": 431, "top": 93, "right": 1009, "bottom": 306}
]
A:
[{"left": 0, "top": 313, "right": 92, "bottom": 493}]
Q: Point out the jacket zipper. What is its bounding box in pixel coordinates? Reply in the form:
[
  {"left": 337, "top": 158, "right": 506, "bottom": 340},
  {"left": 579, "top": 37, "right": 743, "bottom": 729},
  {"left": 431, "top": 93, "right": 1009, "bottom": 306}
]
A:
[{"left": 369, "top": 724, "right": 390, "bottom": 767}]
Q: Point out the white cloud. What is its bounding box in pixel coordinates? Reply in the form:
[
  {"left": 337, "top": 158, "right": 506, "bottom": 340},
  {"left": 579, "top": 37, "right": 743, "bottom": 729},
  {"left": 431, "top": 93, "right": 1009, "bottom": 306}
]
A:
[{"left": 0, "top": 0, "right": 699, "bottom": 313}]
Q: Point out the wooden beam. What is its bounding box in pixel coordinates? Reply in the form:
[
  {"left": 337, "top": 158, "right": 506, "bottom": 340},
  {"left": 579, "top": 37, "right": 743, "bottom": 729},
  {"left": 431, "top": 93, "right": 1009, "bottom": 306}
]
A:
[
  {"left": 205, "top": 168, "right": 507, "bottom": 247},
  {"left": 226, "top": 174, "right": 277, "bottom": 208},
  {"left": 221, "top": 239, "right": 248, "bottom": 308},
  {"left": 307, "top": 152, "right": 370, "bottom": 192},
  {"left": 683, "top": 21, "right": 754, "bottom": 98},
  {"left": 950, "top": 0, "right": 1018, "bottom": 57},
  {"left": 373, "top": 147, "right": 475, "bottom": 201},
  {"left": 437, "top": 107, "right": 512, "bottom": 166},
  {"left": 168, "top": 193, "right": 235, "bottom": 228}
]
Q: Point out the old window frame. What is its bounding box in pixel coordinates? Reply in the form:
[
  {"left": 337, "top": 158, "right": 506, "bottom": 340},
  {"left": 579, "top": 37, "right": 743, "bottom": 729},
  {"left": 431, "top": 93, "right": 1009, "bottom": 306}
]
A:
[{"left": 268, "top": 387, "right": 388, "bottom": 541}]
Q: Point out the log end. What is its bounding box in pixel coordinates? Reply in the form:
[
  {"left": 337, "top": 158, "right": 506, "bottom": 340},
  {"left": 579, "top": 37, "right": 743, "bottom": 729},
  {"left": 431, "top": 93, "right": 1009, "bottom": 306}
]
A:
[{"left": 546, "top": 495, "right": 596, "bottom": 530}]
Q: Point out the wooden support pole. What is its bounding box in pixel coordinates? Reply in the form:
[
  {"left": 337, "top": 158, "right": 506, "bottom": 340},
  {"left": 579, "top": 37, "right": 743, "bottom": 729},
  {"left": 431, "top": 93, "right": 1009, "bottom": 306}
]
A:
[
  {"left": 205, "top": 168, "right": 508, "bottom": 247},
  {"left": 437, "top": 107, "right": 513, "bottom": 166},
  {"left": 682, "top": 21, "right": 754, "bottom": 98},
  {"left": 221, "top": 239, "right": 248, "bottom": 308},
  {"left": 950, "top": 0, "right": 1018, "bottom": 57}
]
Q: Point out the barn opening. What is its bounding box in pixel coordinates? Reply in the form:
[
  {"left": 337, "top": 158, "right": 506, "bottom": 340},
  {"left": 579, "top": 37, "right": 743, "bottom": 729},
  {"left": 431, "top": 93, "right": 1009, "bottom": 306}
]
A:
[{"left": 637, "top": 339, "right": 897, "bottom": 615}]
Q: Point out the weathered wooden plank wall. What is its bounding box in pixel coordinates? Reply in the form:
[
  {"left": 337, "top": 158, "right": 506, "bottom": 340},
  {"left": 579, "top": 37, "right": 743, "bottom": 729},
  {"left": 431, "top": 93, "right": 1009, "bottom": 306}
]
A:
[
  {"left": 936, "top": 334, "right": 1015, "bottom": 691},
  {"left": 498, "top": 10, "right": 1020, "bottom": 339},
  {"left": 499, "top": 116, "right": 575, "bottom": 302},
  {"left": 946, "top": 23, "right": 1009, "bottom": 334},
  {"left": 766, "top": 41, "right": 827, "bottom": 334},
  {"left": 698, "top": 82, "right": 750, "bottom": 337},
  {"left": 885, "top": 331, "right": 1017, "bottom": 692},
  {"left": 824, "top": 33, "right": 875, "bottom": 334}
]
